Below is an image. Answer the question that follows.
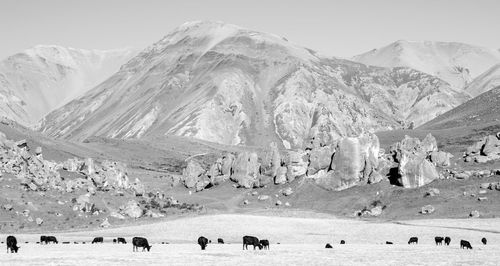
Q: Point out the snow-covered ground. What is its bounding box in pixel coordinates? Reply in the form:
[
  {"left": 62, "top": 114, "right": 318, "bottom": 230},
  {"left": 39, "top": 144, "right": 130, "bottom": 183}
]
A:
[{"left": 1, "top": 214, "right": 499, "bottom": 265}]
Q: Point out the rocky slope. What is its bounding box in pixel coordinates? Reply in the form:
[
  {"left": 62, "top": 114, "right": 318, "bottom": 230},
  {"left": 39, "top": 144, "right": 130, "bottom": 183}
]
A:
[
  {"left": 0, "top": 45, "right": 137, "bottom": 125},
  {"left": 38, "top": 21, "right": 469, "bottom": 148},
  {"left": 419, "top": 86, "right": 500, "bottom": 130},
  {"left": 353, "top": 40, "right": 500, "bottom": 90}
]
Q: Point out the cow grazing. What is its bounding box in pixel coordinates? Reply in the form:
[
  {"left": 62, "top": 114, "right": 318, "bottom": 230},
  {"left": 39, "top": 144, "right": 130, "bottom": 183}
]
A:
[
  {"left": 460, "top": 240, "right": 472, "bottom": 249},
  {"left": 325, "top": 243, "right": 333, "bottom": 248},
  {"left": 198, "top": 236, "right": 209, "bottom": 250},
  {"left": 481, "top": 237, "right": 487, "bottom": 245},
  {"left": 92, "top": 237, "right": 103, "bottom": 244},
  {"left": 41, "top": 236, "right": 58, "bottom": 244},
  {"left": 6, "top": 236, "right": 19, "bottom": 253},
  {"left": 408, "top": 237, "right": 418, "bottom": 244},
  {"left": 340, "top": 240, "right": 345, "bottom": 244},
  {"left": 117, "top": 237, "right": 127, "bottom": 244},
  {"left": 385, "top": 241, "right": 393, "bottom": 245},
  {"left": 444, "top": 237, "right": 451, "bottom": 246},
  {"left": 243, "top": 236, "right": 262, "bottom": 250},
  {"left": 132, "top": 237, "right": 152, "bottom": 252},
  {"left": 113, "top": 239, "right": 117, "bottom": 243},
  {"left": 260, "top": 239, "right": 270, "bottom": 250},
  {"left": 435, "top": 237, "right": 444, "bottom": 245},
  {"left": 217, "top": 238, "right": 224, "bottom": 244}
]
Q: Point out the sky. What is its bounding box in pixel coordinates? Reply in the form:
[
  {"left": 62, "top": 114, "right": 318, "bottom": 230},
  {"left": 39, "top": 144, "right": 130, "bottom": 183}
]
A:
[{"left": 1, "top": 0, "right": 500, "bottom": 60}]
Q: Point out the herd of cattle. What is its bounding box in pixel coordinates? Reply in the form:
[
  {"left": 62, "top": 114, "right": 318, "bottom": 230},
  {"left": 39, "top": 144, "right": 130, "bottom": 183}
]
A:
[
  {"left": 4, "top": 234, "right": 488, "bottom": 253},
  {"left": 325, "top": 236, "right": 487, "bottom": 250}
]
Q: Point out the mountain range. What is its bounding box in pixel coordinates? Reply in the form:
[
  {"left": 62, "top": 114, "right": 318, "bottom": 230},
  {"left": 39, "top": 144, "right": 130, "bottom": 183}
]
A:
[
  {"left": 0, "top": 21, "right": 498, "bottom": 149},
  {"left": 0, "top": 45, "right": 137, "bottom": 125},
  {"left": 37, "top": 21, "right": 473, "bottom": 148}
]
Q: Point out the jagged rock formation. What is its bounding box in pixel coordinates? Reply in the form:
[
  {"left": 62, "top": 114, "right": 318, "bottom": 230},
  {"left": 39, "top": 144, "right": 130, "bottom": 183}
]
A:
[
  {"left": 0, "top": 130, "right": 142, "bottom": 194},
  {"left": 39, "top": 21, "right": 468, "bottom": 148},
  {"left": 388, "top": 134, "right": 442, "bottom": 188},
  {"left": 0, "top": 45, "right": 136, "bottom": 126}
]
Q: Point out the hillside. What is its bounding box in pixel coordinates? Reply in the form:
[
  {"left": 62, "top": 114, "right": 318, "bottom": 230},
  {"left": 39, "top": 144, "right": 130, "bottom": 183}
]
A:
[
  {"left": 0, "top": 45, "right": 137, "bottom": 125},
  {"left": 353, "top": 40, "right": 500, "bottom": 90},
  {"left": 38, "top": 21, "right": 468, "bottom": 148},
  {"left": 419, "top": 86, "right": 500, "bottom": 130},
  {"left": 465, "top": 64, "right": 500, "bottom": 97}
]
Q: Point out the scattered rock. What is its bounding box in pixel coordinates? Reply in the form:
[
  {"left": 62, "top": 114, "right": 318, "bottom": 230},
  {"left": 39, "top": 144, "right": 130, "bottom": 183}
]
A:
[
  {"left": 274, "top": 166, "right": 288, "bottom": 184},
  {"left": 276, "top": 200, "right": 282, "bottom": 206},
  {"left": 469, "top": 210, "right": 480, "bottom": 218},
  {"left": 481, "top": 183, "right": 491, "bottom": 189},
  {"left": 282, "top": 187, "right": 294, "bottom": 196},
  {"left": 35, "top": 217, "right": 43, "bottom": 226},
  {"left": 369, "top": 206, "right": 383, "bottom": 217},
  {"left": 251, "top": 191, "right": 258, "bottom": 196},
  {"left": 479, "top": 190, "right": 487, "bottom": 194},
  {"left": 182, "top": 160, "right": 206, "bottom": 188},
  {"left": 430, "top": 151, "right": 453, "bottom": 167},
  {"left": 100, "top": 218, "right": 111, "bottom": 228},
  {"left": 109, "top": 211, "right": 125, "bottom": 220},
  {"left": 243, "top": 200, "right": 249, "bottom": 205},
  {"left": 3, "top": 204, "right": 13, "bottom": 211},
  {"left": 478, "top": 197, "right": 488, "bottom": 201},
  {"left": 421, "top": 205, "right": 435, "bottom": 214},
  {"left": 285, "top": 202, "right": 290, "bottom": 207},
  {"left": 424, "top": 188, "right": 440, "bottom": 197},
  {"left": 257, "top": 195, "right": 269, "bottom": 201},
  {"left": 231, "top": 152, "right": 261, "bottom": 188}
]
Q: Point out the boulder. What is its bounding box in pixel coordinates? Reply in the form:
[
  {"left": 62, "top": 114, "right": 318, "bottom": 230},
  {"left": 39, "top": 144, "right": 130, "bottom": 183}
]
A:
[
  {"left": 130, "top": 178, "right": 145, "bottom": 196},
  {"left": 307, "top": 145, "right": 334, "bottom": 175},
  {"left": 258, "top": 195, "right": 269, "bottom": 201},
  {"left": 430, "top": 151, "right": 453, "bottom": 167},
  {"left": 285, "top": 150, "right": 308, "bottom": 182},
  {"left": 274, "top": 166, "right": 288, "bottom": 184},
  {"left": 398, "top": 152, "right": 439, "bottom": 188},
  {"left": 282, "top": 187, "right": 293, "bottom": 196},
  {"left": 315, "top": 133, "right": 380, "bottom": 191},
  {"left": 469, "top": 210, "right": 480, "bottom": 218},
  {"left": 195, "top": 177, "right": 210, "bottom": 192},
  {"left": 110, "top": 211, "right": 126, "bottom": 220},
  {"left": 475, "top": 156, "right": 490, "bottom": 163},
  {"left": 275, "top": 200, "right": 282, "bottom": 206},
  {"left": 221, "top": 153, "right": 235, "bottom": 176},
  {"left": 231, "top": 152, "right": 260, "bottom": 188},
  {"left": 35, "top": 217, "right": 43, "bottom": 226},
  {"left": 100, "top": 218, "right": 111, "bottom": 228},
  {"left": 421, "top": 205, "right": 435, "bottom": 214},
  {"left": 421, "top": 134, "right": 438, "bottom": 154},
  {"left": 3, "top": 204, "right": 13, "bottom": 211},
  {"left": 482, "top": 135, "right": 500, "bottom": 156},
  {"left": 182, "top": 160, "right": 206, "bottom": 188},
  {"left": 121, "top": 200, "right": 143, "bottom": 218},
  {"left": 424, "top": 188, "right": 440, "bottom": 197},
  {"left": 369, "top": 206, "right": 383, "bottom": 217},
  {"left": 261, "top": 142, "right": 281, "bottom": 178}
]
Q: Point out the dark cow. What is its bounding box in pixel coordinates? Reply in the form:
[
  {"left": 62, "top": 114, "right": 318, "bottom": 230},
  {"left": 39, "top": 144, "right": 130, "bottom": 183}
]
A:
[
  {"left": 408, "top": 237, "right": 418, "bottom": 244},
  {"left": 435, "top": 237, "right": 444, "bottom": 245},
  {"left": 41, "top": 236, "right": 58, "bottom": 244},
  {"left": 481, "top": 237, "right": 487, "bottom": 245},
  {"left": 340, "top": 240, "right": 346, "bottom": 244},
  {"left": 243, "top": 236, "right": 262, "bottom": 250},
  {"left": 6, "top": 236, "right": 19, "bottom": 253},
  {"left": 217, "top": 238, "right": 224, "bottom": 244},
  {"left": 259, "top": 239, "right": 270, "bottom": 250},
  {"left": 132, "top": 237, "right": 152, "bottom": 252},
  {"left": 325, "top": 243, "right": 333, "bottom": 248},
  {"left": 113, "top": 239, "right": 117, "bottom": 244},
  {"left": 92, "top": 237, "right": 103, "bottom": 244},
  {"left": 386, "top": 241, "right": 393, "bottom": 245},
  {"left": 117, "top": 237, "right": 127, "bottom": 244},
  {"left": 198, "top": 236, "right": 208, "bottom": 250},
  {"left": 444, "top": 237, "right": 451, "bottom": 246},
  {"left": 460, "top": 240, "right": 472, "bottom": 249}
]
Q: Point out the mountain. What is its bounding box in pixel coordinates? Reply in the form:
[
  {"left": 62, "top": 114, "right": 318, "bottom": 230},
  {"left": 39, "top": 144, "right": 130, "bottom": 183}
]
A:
[
  {"left": 419, "top": 85, "right": 500, "bottom": 130},
  {"left": 465, "top": 64, "right": 500, "bottom": 97},
  {"left": 0, "top": 45, "right": 137, "bottom": 125},
  {"left": 353, "top": 40, "right": 500, "bottom": 90},
  {"left": 39, "top": 21, "right": 469, "bottom": 148}
]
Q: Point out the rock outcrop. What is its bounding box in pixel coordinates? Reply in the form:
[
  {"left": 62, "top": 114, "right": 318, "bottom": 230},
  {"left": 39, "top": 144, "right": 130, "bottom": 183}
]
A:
[
  {"left": 464, "top": 133, "right": 500, "bottom": 163},
  {"left": 389, "top": 134, "right": 441, "bottom": 188}
]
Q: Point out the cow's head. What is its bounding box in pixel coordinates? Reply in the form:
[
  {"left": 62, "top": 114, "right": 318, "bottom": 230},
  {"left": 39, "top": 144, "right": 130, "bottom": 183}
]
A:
[
  {"left": 258, "top": 244, "right": 263, "bottom": 250},
  {"left": 13, "top": 246, "right": 19, "bottom": 253},
  {"left": 147, "top": 245, "right": 152, "bottom": 251}
]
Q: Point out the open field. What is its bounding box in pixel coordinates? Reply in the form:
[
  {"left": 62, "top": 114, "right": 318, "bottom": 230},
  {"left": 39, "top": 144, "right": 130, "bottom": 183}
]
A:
[{"left": 1, "top": 214, "right": 499, "bottom": 265}]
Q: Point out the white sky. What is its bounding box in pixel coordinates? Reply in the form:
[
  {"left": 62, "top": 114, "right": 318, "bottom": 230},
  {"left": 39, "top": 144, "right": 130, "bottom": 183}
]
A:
[{"left": 1, "top": 0, "right": 499, "bottom": 59}]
